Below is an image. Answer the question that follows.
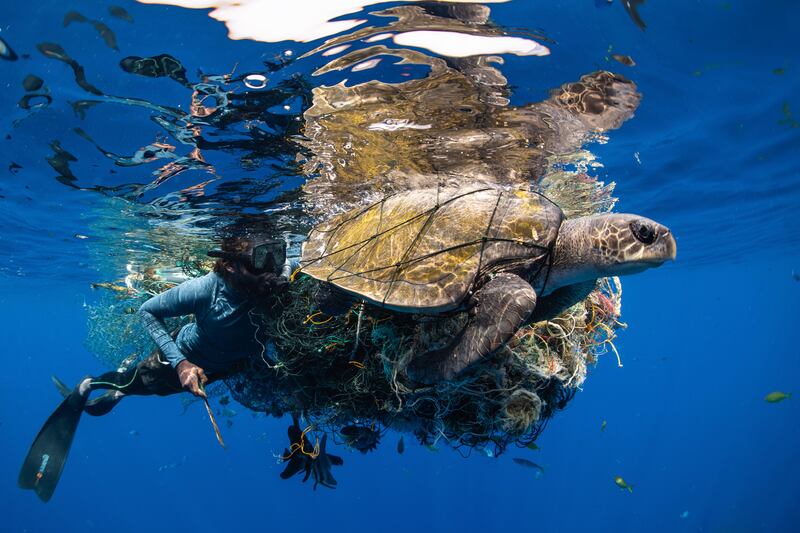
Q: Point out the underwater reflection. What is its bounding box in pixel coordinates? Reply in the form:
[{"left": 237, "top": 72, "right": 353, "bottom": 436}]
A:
[{"left": 71, "top": 2, "right": 644, "bottom": 461}]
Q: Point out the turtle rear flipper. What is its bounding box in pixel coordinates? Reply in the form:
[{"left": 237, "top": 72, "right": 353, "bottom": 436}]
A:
[
  {"left": 313, "top": 282, "right": 353, "bottom": 316},
  {"left": 548, "top": 71, "right": 641, "bottom": 134},
  {"left": 407, "top": 273, "right": 537, "bottom": 384}
]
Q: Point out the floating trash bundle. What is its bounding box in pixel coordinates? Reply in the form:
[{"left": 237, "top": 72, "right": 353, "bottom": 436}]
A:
[
  {"left": 224, "top": 269, "right": 623, "bottom": 456},
  {"left": 85, "top": 163, "right": 624, "bottom": 456}
]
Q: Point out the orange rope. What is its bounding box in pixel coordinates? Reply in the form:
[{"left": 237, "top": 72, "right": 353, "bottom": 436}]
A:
[
  {"left": 304, "top": 311, "right": 332, "bottom": 325},
  {"left": 281, "top": 425, "right": 320, "bottom": 460}
]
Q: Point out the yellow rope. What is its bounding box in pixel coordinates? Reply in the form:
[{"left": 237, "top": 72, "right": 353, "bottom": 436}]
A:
[
  {"left": 303, "top": 311, "right": 332, "bottom": 325},
  {"left": 281, "top": 425, "right": 320, "bottom": 460}
]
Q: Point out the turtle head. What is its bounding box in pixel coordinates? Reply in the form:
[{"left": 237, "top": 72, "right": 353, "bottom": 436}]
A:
[{"left": 547, "top": 213, "right": 676, "bottom": 290}]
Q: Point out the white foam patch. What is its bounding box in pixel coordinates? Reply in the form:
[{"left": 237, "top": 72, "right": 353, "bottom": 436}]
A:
[
  {"left": 137, "top": 0, "right": 510, "bottom": 43},
  {"left": 392, "top": 30, "right": 549, "bottom": 58},
  {"left": 322, "top": 44, "right": 351, "bottom": 57},
  {"left": 363, "top": 33, "right": 393, "bottom": 43},
  {"left": 351, "top": 58, "right": 382, "bottom": 72},
  {"left": 367, "top": 118, "right": 432, "bottom": 132}
]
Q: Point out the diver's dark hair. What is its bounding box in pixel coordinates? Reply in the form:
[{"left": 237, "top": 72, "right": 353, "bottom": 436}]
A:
[{"left": 212, "top": 236, "right": 251, "bottom": 280}]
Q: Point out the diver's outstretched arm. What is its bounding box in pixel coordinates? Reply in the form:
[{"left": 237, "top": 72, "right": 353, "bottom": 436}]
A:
[{"left": 138, "top": 273, "right": 214, "bottom": 367}]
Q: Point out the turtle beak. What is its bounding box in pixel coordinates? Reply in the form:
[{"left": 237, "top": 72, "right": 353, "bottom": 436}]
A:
[
  {"left": 662, "top": 229, "right": 677, "bottom": 261},
  {"left": 638, "top": 227, "right": 676, "bottom": 267}
]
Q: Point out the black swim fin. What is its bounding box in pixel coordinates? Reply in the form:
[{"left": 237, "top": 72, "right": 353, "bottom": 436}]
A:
[
  {"left": 18, "top": 391, "right": 88, "bottom": 502},
  {"left": 51, "top": 375, "right": 71, "bottom": 398},
  {"left": 52, "top": 374, "right": 121, "bottom": 416}
]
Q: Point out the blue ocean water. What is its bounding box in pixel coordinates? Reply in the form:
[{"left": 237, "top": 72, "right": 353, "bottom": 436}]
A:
[{"left": 1, "top": 1, "right": 799, "bottom": 532}]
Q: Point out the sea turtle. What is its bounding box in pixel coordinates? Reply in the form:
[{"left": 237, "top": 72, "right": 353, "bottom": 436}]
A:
[{"left": 300, "top": 186, "right": 675, "bottom": 384}]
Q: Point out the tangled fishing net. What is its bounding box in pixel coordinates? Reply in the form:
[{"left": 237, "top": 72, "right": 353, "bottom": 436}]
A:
[
  {"left": 85, "top": 161, "right": 625, "bottom": 456},
  {"left": 85, "top": 254, "right": 210, "bottom": 369},
  {"left": 248, "top": 156, "right": 624, "bottom": 455},
  {"left": 222, "top": 270, "right": 623, "bottom": 456}
]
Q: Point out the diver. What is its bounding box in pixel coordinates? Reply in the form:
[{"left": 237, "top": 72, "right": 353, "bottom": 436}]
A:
[
  {"left": 19, "top": 238, "right": 292, "bottom": 502},
  {"left": 79, "top": 237, "right": 291, "bottom": 412}
]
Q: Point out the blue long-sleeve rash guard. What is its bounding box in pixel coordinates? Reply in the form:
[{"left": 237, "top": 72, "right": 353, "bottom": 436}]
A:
[{"left": 138, "top": 272, "right": 264, "bottom": 372}]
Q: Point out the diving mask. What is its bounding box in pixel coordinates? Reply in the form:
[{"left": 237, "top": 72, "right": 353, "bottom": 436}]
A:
[{"left": 207, "top": 239, "right": 287, "bottom": 274}]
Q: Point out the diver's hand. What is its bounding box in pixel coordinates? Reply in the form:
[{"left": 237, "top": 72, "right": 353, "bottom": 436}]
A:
[
  {"left": 176, "top": 360, "right": 208, "bottom": 398},
  {"left": 259, "top": 272, "right": 290, "bottom": 295},
  {"left": 269, "top": 275, "right": 290, "bottom": 294}
]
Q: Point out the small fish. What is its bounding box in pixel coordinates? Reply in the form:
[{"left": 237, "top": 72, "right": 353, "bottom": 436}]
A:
[
  {"left": 219, "top": 395, "right": 231, "bottom": 406},
  {"left": 109, "top": 6, "right": 134, "bottom": 22},
  {"left": 773, "top": 68, "right": 786, "bottom": 75},
  {"left": 792, "top": 270, "right": 800, "bottom": 282},
  {"left": 614, "top": 476, "right": 633, "bottom": 492},
  {"left": 129, "top": 429, "right": 140, "bottom": 437},
  {"left": 74, "top": 234, "right": 89, "bottom": 239},
  {"left": 9, "top": 162, "right": 22, "bottom": 174},
  {"left": 612, "top": 54, "right": 636, "bottom": 67},
  {"left": 782, "top": 101, "right": 792, "bottom": 119},
  {"left": 90, "top": 282, "right": 129, "bottom": 293},
  {"left": 595, "top": 0, "right": 613, "bottom": 7},
  {"left": 679, "top": 510, "right": 689, "bottom": 519},
  {"left": 765, "top": 391, "right": 790, "bottom": 403},
  {"left": 22, "top": 74, "right": 44, "bottom": 92},
  {"left": 221, "top": 407, "right": 237, "bottom": 417},
  {"left": 778, "top": 102, "right": 799, "bottom": 128},
  {"left": 425, "top": 444, "right": 439, "bottom": 453},
  {"left": 0, "top": 36, "right": 18, "bottom": 61},
  {"left": 123, "top": 307, "right": 137, "bottom": 314},
  {"left": 397, "top": 436, "right": 405, "bottom": 454},
  {"left": 225, "top": 419, "right": 234, "bottom": 428},
  {"left": 601, "top": 420, "right": 607, "bottom": 432},
  {"left": 512, "top": 458, "right": 545, "bottom": 475},
  {"left": 525, "top": 442, "right": 540, "bottom": 451}
]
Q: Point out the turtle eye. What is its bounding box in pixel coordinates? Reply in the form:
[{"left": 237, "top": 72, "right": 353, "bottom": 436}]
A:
[{"left": 630, "top": 221, "right": 656, "bottom": 244}]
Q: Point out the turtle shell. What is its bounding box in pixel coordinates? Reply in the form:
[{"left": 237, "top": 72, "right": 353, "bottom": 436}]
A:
[{"left": 300, "top": 187, "right": 563, "bottom": 312}]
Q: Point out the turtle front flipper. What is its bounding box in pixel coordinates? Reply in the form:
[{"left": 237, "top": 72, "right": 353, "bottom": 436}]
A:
[
  {"left": 530, "top": 280, "right": 597, "bottom": 323},
  {"left": 406, "top": 273, "right": 537, "bottom": 384}
]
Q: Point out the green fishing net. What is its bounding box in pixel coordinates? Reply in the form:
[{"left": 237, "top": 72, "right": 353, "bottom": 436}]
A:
[{"left": 85, "top": 164, "right": 624, "bottom": 456}]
